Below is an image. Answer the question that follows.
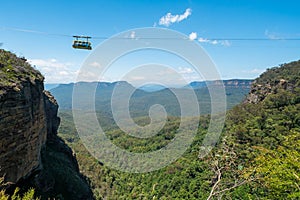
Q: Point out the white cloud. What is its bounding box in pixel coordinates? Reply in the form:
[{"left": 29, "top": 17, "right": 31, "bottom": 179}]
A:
[
  {"left": 198, "top": 37, "right": 231, "bottom": 46},
  {"left": 265, "top": 29, "right": 281, "bottom": 40},
  {"left": 89, "top": 62, "right": 101, "bottom": 67},
  {"left": 76, "top": 70, "right": 99, "bottom": 81},
  {"left": 122, "top": 65, "right": 204, "bottom": 87},
  {"left": 189, "top": 32, "right": 197, "bottom": 40},
  {"left": 159, "top": 8, "right": 192, "bottom": 27},
  {"left": 220, "top": 40, "right": 231, "bottom": 47},
  {"left": 29, "top": 58, "right": 69, "bottom": 68},
  {"left": 130, "top": 76, "right": 145, "bottom": 81},
  {"left": 177, "top": 67, "right": 202, "bottom": 83},
  {"left": 198, "top": 37, "right": 210, "bottom": 43},
  {"left": 178, "top": 67, "right": 194, "bottom": 74},
  {"left": 120, "top": 65, "right": 194, "bottom": 87},
  {"left": 130, "top": 31, "right": 136, "bottom": 39},
  {"left": 29, "top": 58, "right": 77, "bottom": 83},
  {"left": 58, "top": 71, "right": 69, "bottom": 76},
  {"left": 211, "top": 40, "right": 218, "bottom": 45}
]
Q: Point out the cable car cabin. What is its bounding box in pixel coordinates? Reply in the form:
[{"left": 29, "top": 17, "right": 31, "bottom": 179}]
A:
[
  {"left": 72, "top": 36, "right": 92, "bottom": 50},
  {"left": 73, "top": 41, "right": 92, "bottom": 50}
]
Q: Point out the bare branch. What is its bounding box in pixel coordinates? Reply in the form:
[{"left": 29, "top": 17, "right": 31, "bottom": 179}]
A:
[
  {"left": 212, "top": 179, "right": 249, "bottom": 196},
  {"left": 207, "top": 162, "right": 222, "bottom": 200}
]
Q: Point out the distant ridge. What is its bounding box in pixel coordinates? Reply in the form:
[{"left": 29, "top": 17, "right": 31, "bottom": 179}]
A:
[
  {"left": 185, "top": 79, "right": 253, "bottom": 89},
  {"left": 50, "top": 79, "right": 251, "bottom": 116},
  {"left": 45, "top": 83, "right": 59, "bottom": 90}
]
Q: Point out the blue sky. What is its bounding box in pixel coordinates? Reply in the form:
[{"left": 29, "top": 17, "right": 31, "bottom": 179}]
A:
[{"left": 1, "top": 0, "right": 300, "bottom": 85}]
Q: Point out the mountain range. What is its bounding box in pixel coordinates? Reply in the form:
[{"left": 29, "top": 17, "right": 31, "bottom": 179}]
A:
[{"left": 50, "top": 79, "right": 253, "bottom": 118}]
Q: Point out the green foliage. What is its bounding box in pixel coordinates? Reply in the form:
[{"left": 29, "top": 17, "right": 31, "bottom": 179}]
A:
[
  {"left": 11, "top": 188, "right": 37, "bottom": 200},
  {"left": 0, "top": 178, "right": 38, "bottom": 200},
  {"left": 249, "top": 133, "right": 300, "bottom": 199},
  {"left": 257, "top": 60, "right": 300, "bottom": 85},
  {"left": 223, "top": 60, "right": 300, "bottom": 198},
  {"left": 0, "top": 49, "right": 43, "bottom": 89},
  {"left": 59, "top": 111, "right": 214, "bottom": 199}
]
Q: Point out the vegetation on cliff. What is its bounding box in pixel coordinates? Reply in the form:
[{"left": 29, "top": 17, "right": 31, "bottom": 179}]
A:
[
  {"left": 0, "top": 49, "right": 43, "bottom": 95},
  {"left": 211, "top": 60, "right": 300, "bottom": 199}
]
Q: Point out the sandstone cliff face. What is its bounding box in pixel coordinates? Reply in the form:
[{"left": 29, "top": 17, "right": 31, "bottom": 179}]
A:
[
  {"left": 0, "top": 75, "right": 47, "bottom": 183},
  {"left": 44, "top": 90, "right": 60, "bottom": 141},
  {"left": 0, "top": 50, "right": 93, "bottom": 199},
  {"left": 209, "top": 79, "right": 253, "bottom": 88},
  {"left": 245, "top": 78, "right": 296, "bottom": 104},
  {"left": 0, "top": 50, "right": 62, "bottom": 183}
]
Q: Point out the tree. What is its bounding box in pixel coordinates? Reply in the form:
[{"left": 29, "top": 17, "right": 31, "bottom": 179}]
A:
[{"left": 246, "top": 132, "right": 300, "bottom": 199}]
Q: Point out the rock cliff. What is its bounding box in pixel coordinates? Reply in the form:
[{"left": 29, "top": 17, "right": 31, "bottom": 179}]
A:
[
  {"left": 0, "top": 50, "right": 46, "bottom": 183},
  {"left": 0, "top": 50, "right": 93, "bottom": 199},
  {"left": 244, "top": 61, "right": 300, "bottom": 104},
  {"left": 187, "top": 79, "right": 253, "bottom": 89}
]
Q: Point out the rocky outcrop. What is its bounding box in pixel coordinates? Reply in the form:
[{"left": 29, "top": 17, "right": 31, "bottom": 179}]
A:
[
  {"left": 0, "top": 78, "right": 46, "bottom": 183},
  {"left": 244, "top": 60, "right": 300, "bottom": 104},
  {"left": 222, "top": 79, "right": 253, "bottom": 88},
  {"left": 187, "top": 79, "right": 253, "bottom": 89},
  {"left": 32, "top": 90, "right": 93, "bottom": 199},
  {"left": 43, "top": 90, "right": 60, "bottom": 141},
  {"left": 245, "top": 79, "right": 296, "bottom": 104},
  {"left": 0, "top": 50, "right": 93, "bottom": 199}
]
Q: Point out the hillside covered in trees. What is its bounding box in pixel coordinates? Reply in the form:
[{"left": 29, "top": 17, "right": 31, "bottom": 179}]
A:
[
  {"left": 208, "top": 60, "right": 300, "bottom": 199},
  {"left": 57, "top": 60, "right": 300, "bottom": 199}
]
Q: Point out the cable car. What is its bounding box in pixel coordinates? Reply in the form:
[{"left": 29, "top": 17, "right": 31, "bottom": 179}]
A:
[{"left": 72, "top": 36, "right": 92, "bottom": 50}]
